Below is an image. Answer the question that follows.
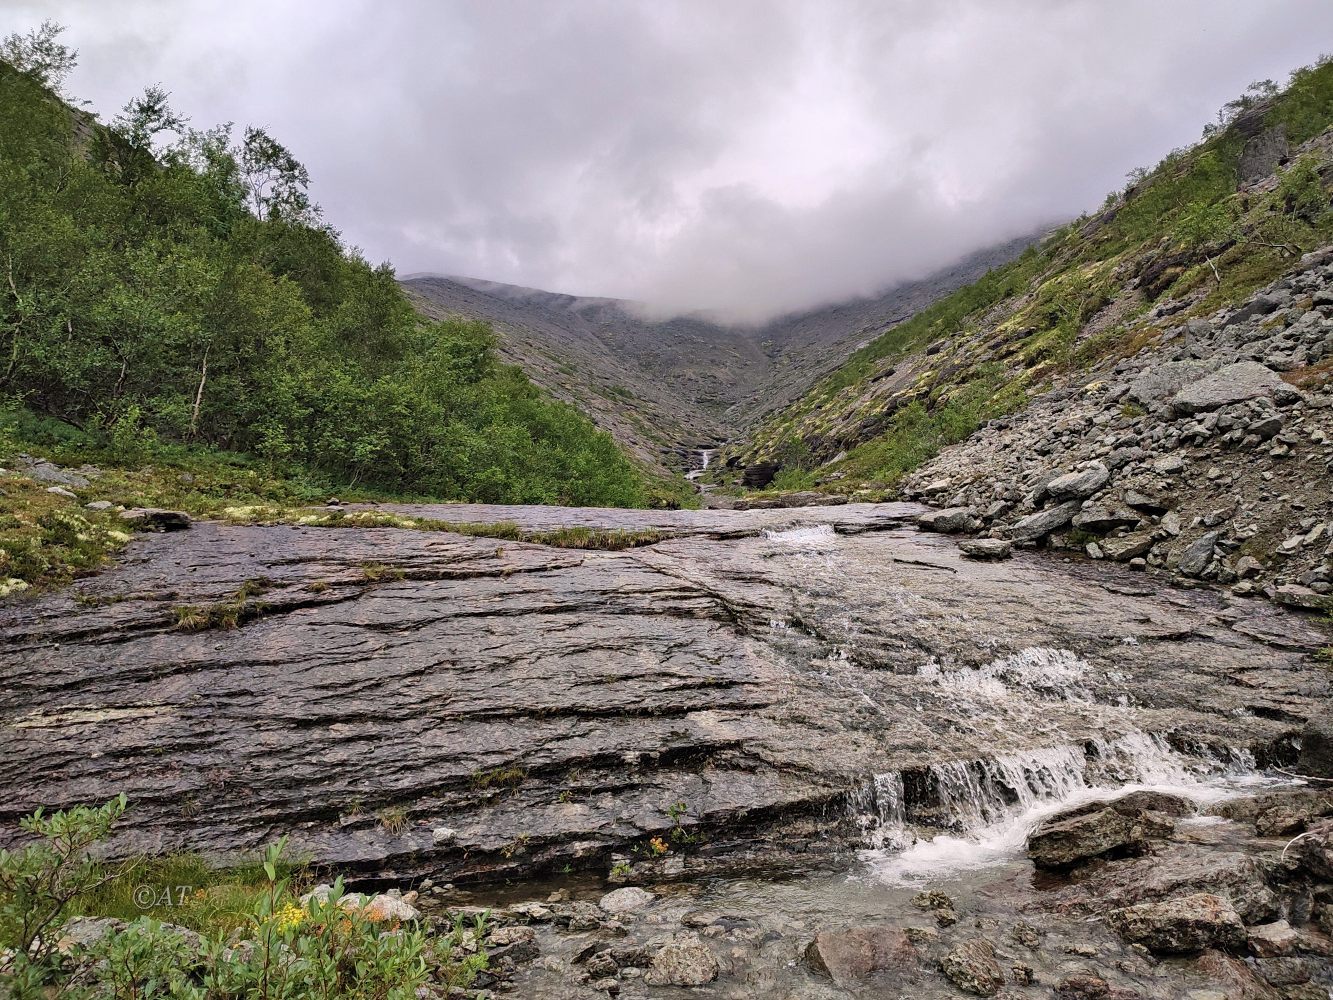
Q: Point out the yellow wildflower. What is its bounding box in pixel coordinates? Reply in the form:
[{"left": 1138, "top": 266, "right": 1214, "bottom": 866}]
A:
[{"left": 273, "top": 901, "right": 305, "bottom": 932}]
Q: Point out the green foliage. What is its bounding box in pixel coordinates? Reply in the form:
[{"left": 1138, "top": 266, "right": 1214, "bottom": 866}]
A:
[
  {"left": 172, "top": 579, "right": 271, "bottom": 631},
  {"left": 75, "top": 852, "right": 296, "bottom": 936},
  {"left": 0, "top": 43, "right": 653, "bottom": 509},
  {"left": 0, "top": 457, "right": 135, "bottom": 591},
  {"left": 1272, "top": 56, "right": 1333, "bottom": 144},
  {"left": 1276, "top": 154, "right": 1333, "bottom": 224},
  {"left": 0, "top": 794, "right": 128, "bottom": 977},
  {"left": 824, "top": 243, "right": 1051, "bottom": 394},
  {"left": 839, "top": 368, "right": 1026, "bottom": 487},
  {"left": 0, "top": 801, "right": 487, "bottom": 999},
  {"left": 0, "top": 20, "right": 76, "bottom": 96}
]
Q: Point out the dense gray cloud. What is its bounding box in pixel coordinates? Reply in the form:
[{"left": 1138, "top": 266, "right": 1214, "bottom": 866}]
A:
[{"left": 6, "top": 1, "right": 1333, "bottom": 321}]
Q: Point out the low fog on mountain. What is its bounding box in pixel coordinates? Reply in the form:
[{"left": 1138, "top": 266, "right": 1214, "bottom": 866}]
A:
[
  {"left": 8, "top": 0, "right": 1333, "bottom": 321},
  {"left": 10, "top": 3, "right": 1333, "bottom": 997}
]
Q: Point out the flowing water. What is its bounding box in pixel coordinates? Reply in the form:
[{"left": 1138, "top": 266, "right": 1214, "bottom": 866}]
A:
[
  {"left": 685, "top": 446, "right": 719, "bottom": 486},
  {"left": 5, "top": 499, "right": 1329, "bottom": 998}
]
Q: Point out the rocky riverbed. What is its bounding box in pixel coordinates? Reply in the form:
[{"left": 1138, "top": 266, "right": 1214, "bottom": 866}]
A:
[{"left": 3, "top": 502, "right": 1332, "bottom": 996}]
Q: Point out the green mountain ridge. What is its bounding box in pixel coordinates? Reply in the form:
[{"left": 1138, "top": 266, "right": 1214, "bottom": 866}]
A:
[
  {"left": 0, "top": 47, "right": 665, "bottom": 512},
  {"left": 718, "top": 59, "right": 1333, "bottom": 495}
]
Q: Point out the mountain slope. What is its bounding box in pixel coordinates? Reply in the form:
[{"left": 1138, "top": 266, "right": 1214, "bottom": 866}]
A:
[
  {"left": 402, "top": 234, "right": 1038, "bottom": 473},
  {"left": 0, "top": 56, "right": 654, "bottom": 510},
  {"left": 720, "top": 58, "right": 1333, "bottom": 601}
]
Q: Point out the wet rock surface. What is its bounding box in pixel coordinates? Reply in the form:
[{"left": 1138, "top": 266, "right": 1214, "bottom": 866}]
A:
[
  {"left": 417, "top": 780, "right": 1333, "bottom": 998},
  {"left": 3, "top": 500, "right": 1333, "bottom": 996},
  {"left": 2, "top": 501, "right": 1327, "bottom": 879}
]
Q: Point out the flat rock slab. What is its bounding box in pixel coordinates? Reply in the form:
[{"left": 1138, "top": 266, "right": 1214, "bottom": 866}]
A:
[{"left": 0, "top": 502, "right": 1327, "bottom": 881}]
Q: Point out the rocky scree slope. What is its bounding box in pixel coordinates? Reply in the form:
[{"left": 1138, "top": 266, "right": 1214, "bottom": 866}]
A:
[
  {"left": 905, "top": 250, "right": 1333, "bottom": 607},
  {"left": 401, "top": 236, "right": 1036, "bottom": 476}
]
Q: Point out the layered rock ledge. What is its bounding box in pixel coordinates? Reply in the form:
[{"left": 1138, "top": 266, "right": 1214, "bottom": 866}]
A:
[{"left": 0, "top": 502, "right": 1327, "bottom": 885}]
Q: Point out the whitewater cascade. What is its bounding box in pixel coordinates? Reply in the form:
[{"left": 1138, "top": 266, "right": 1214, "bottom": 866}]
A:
[{"left": 851, "top": 730, "right": 1263, "bottom": 884}]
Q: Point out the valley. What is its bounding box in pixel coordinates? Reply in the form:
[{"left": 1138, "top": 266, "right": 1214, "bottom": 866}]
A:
[
  {"left": 402, "top": 235, "right": 1038, "bottom": 475},
  {"left": 3, "top": 16, "right": 1333, "bottom": 1000}
]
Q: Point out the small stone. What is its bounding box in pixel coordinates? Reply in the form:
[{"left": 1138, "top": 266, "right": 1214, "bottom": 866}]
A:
[
  {"left": 45, "top": 485, "right": 78, "bottom": 500},
  {"left": 803, "top": 926, "right": 919, "bottom": 985},
  {"left": 1274, "top": 584, "right": 1329, "bottom": 610},
  {"left": 119, "top": 508, "right": 191, "bottom": 531},
  {"left": 1176, "top": 531, "right": 1220, "bottom": 577},
  {"left": 1107, "top": 892, "right": 1245, "bottom": 954},
  {"left": 599, "top": 886, "right": 654, "bottom": 915},
  {"left": 1246, "top": 919, "right": 1301, "bottom": 957},
  {"left": 958, "top": 538, "right": 1012, "bottom": 560},
  {"left": 1235, "top": 555, "right": 1263, "bottom": 578},
  {"left": 1008, "top": 501, "right": 1082, "bottom": 543},
  {"left": 939, "top": 939, "right": 1005, "bottom": 996},
  {"left": 1101, "top": 532, "right": 1155, "bottom": 562},
  {"left": 917, "top": 507, "right": 979, "bottom": 534},
  {"left": 432, "top": 826, "right": 458, "bottom": 845},
  {"left": 361, "top": 893, "right": 421, "bottom": 923},
  {"left": 489, "top": 924, "right": 539, "bottom": 962},
  {"left": 643, "top": 933, "right": 719, "bottom": 987},
  {"left": 1027, "top": 803, "right": 1166, "bottom": 870},
  {"left": 1047, "top": 462, "right": 1111, "bottom": 500}
]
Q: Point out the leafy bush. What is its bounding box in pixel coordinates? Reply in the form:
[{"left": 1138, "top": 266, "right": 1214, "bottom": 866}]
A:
[
  {"left": 0, "top": 40, "right": 651, "bottom": 508},
  {"left": 0, "top": 799, "right": 488, "bottom": 999},
  {"left": 0, "top": 793, "right": 129, "bottom": 977}
]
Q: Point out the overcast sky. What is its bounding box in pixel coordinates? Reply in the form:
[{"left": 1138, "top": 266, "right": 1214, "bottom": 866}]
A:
[{"left": 6, "top": 1, "right": 1333, "bottom": 322}]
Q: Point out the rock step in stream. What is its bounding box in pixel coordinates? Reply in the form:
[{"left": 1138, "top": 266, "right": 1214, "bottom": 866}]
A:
[{"left": 2, "top": 500, "right": 1331, "bottom": 997}]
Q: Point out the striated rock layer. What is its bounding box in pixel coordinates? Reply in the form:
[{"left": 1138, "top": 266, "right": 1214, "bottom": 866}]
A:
[{"left": 0, "top": 502, "right": 1327, "bottom": 883}]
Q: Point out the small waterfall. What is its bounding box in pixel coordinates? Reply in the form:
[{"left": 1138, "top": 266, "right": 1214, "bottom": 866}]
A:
[
  {"left": 685, "top": 447, "right": 718, "bottom": 483},
  {"left": 850, "top": 771, "right": 908, "bottom": 850},
  {"left": 917, "top": 646, "right": 1094, "bottom": 702},
  {"left": 762, "top": 523, "right": 837, "bottom": 547},
  {"left": 852, "top": 730, "right": 1261, "bottom": 884}
]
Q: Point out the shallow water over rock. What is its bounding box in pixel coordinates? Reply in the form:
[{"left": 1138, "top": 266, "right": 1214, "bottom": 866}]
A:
[{"left": 1, "top": 501, "right": 1328, "bottom": 893}]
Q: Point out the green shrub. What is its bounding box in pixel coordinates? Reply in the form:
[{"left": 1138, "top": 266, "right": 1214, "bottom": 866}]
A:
[
  {"left": 0, "top": 47, "right": 652, "bottom": 509},
  {"left": 0, "top": 800, "right": 488, "bottom": 999}
]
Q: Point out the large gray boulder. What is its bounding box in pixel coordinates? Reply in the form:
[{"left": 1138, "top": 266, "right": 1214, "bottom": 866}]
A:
[
  {"left": 1170, "top": 361, "right": 1301, "bottom": 415},
  {"left": 1008, "top": 501, "right": 1081, "bottom": 543},
  {"left": 1029, "top": 806, "right": 1147, "bottom": 869},
  {"left": 1100, "top": 532, "right": 1155, "bottom": 562},
  {"left": 1176, "top": 531, "right": 1220, "bottom": 577},
  {"left": 1072, "top": 505, "right": 1140, "bottom": 533},
  {"left": 1107, "top": 892, "right": 1246, "bottom": 954},
  {"left": 1238, "top": 124, "right": 1290, "bottom": 184},
  {"left": 1027, "top": 797, "right": 1176, "bottom": 870},
  {"left": 804, "top": 926, "right": 919, "bottom": 985},
  {"left": 917, "top": 506, "right": 979, "bottom": 534},
  {"left": 1127, "top": 360, "right": 1212, "bottom": 406},
  {"left": 1047, "top": 462, "right": 1111, "bottom": 501},
  {"left": 1275, "top": 584, "right": 1330, "bottom": 610},
  {"left": 959, "top": 538, "right": 1012, "bottom": 560}
]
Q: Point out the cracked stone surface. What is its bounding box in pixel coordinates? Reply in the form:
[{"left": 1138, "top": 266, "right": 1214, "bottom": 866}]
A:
[{"left": 1, "top": 501, "right": 1327, "bottom": 883}]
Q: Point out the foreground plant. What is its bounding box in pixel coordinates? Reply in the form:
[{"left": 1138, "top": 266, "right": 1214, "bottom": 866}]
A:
[{"left": 0, "top": 798, "right": 487, "bottom": 998}]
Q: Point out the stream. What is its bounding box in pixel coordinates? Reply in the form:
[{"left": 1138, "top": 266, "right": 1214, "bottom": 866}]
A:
[{"left": 1, "top": 501, "right": 1330, "bottom": 997}]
